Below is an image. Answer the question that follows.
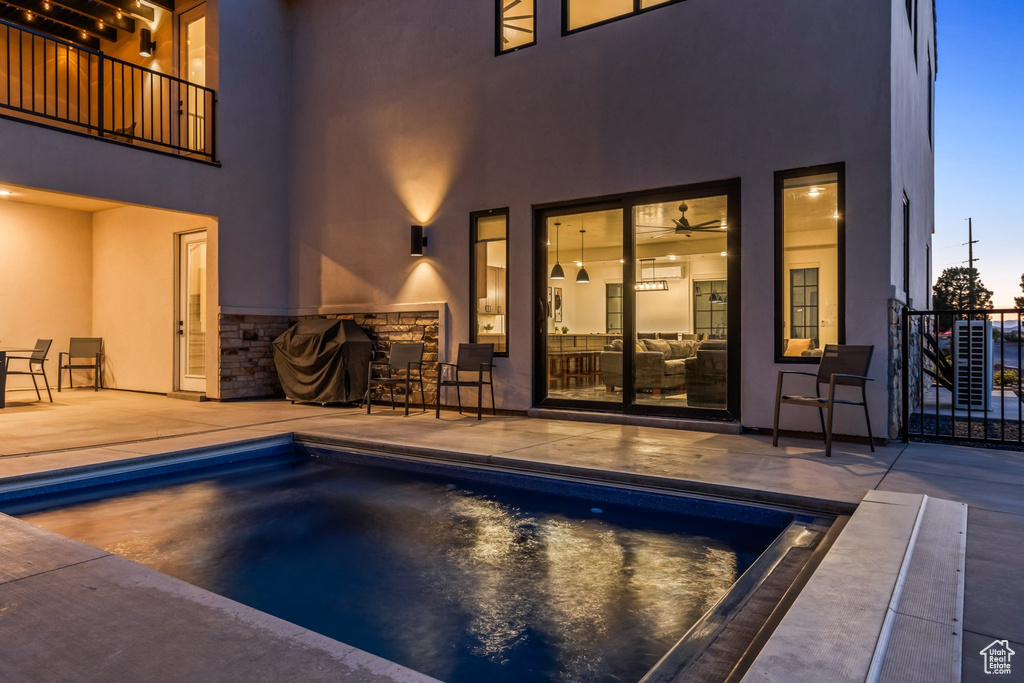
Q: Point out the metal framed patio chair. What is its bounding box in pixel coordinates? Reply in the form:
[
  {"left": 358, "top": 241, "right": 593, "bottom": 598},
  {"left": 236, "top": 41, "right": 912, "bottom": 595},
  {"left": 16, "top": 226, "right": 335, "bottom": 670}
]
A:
[
  {"left": 435, "top": 343, "right": 495, "bottom": 420},
  {"left": 4, "top": 339, "right": 53, "bottom": 402},
  {"left": 772, "top": 344, "right": 875, "bottom": 457},
  {"left": 58, "top": 337, "right": 104, "bottom": 392},
  {"left": 365, "top": 342, "right": 426, "bottom": 416}
]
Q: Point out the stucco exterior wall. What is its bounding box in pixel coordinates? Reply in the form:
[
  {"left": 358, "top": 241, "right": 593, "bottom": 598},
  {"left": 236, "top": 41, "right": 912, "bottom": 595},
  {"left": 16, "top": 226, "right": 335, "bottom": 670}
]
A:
[
  {"left": 286, "top": 0, "right": 897, "bottom": 434},
  {"left": 0, "top": 0, "right": 290, "bottom": 316},
  {"left": 0, "top": 201, "right": 92, "bottom": 391},
  {"left": 890, "top": 0, "right": 937, "bottom": 309},
  {"left": 91, "top": 206, "right": 216, "bottom": 395}
]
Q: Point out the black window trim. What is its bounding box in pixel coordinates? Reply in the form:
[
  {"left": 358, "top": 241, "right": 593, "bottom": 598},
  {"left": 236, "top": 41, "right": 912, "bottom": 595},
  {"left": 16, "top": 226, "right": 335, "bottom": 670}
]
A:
[
  {"left": 774, "top": 162, "right": 846, "bottom": 363},
  {"left": 470, "top": 207, "right": 511, "bottom": 358},
  {"left": 496, "top": 0, "right": 537, "bottom": 56},
  {"left": 561, "top": 0, "right": 688, "bottom": 37},
  {"left": 903, "top": 191, "right": 911, "bottom": 304}
]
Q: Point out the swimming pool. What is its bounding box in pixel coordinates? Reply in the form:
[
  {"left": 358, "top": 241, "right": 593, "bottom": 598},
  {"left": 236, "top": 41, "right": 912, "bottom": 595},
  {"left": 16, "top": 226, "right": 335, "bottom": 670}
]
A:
[{"left": 3, "top": 443, "right": 811, "bottom": 683}]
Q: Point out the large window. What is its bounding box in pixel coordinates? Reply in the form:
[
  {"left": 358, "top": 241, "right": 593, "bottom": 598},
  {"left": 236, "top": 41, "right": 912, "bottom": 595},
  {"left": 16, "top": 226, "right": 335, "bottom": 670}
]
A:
[
  {"left": 497, "top": 0, "right": 535, "bottom": 54},
  {"left": 775, "top": 164, "right": 844, "bottom": 361},
  {"left": 694, "top": 279, "right": 728, "bottom": 339},
  {"left": 538, "top": 182, "right": 738, "bottom": 417},
  {"left": 564, "top": 0, "right": 677, "bottom": 34},
  {"left": 471, "top": 209, "right": 509, "bottom": 356}
]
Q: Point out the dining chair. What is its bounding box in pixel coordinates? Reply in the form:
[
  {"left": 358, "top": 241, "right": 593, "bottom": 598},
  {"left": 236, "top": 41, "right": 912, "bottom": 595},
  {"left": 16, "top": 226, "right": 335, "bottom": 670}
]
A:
[
  {"left": 435, "top": 343, "right": 495, "bottom": 420},
  {"left": 365, "top": 342, "right": 426, "bottom": 416},
  {"left": 58, "top": 337, "right": 104, "bottom": 391},
  {"left": 4, "top": 339, "right": 53, "bottom": 402},
  {"left": 772, "top": 344, "right": 874, "bottom": 457}
]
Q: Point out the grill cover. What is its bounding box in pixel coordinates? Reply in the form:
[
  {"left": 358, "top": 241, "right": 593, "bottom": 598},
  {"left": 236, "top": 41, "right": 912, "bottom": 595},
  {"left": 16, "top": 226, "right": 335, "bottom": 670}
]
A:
[{"left": 272, "top": 319, "right": 373, "bottom": 403}]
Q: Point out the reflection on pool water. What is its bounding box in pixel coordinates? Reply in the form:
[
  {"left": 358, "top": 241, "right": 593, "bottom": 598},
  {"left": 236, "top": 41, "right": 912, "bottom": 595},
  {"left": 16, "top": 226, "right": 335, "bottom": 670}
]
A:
[{"left": 18, "top": 455, "right": 788, "bottom": 683}]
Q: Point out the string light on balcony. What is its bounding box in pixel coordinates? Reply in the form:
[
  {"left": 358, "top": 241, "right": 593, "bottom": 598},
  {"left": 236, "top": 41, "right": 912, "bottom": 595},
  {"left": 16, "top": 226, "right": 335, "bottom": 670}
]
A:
[
  {"left": 116, "top": 10, "right": 123, "bottom": 19},
  {"left": 25, "top": 11, "right": 33, "bottom": 21}
]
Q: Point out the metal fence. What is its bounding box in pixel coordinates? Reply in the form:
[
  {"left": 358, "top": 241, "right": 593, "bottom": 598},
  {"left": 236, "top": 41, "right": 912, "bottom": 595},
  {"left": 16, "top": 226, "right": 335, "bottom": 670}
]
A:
[
  {"left": 902, "top": 308, "right": 1024, "bottom": 446},
  {"left": 0, "top": 19, "right": 216, "bottom": 162}
]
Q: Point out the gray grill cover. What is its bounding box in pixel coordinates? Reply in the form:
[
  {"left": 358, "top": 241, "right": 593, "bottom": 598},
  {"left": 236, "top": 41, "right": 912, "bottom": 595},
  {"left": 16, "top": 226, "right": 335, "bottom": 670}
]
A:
[{"left": 272, "top": 319, "right": 373, "bottom": 403}]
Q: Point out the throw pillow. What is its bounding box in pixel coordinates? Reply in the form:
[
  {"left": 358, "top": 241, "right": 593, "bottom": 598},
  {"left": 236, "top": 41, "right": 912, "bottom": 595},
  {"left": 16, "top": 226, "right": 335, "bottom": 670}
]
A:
[
  {"left": 645, "top": 339, "right": 672, "bottom": 357},
  {"left": 784, "top": 338, "right": 812, "bottom": 357}
]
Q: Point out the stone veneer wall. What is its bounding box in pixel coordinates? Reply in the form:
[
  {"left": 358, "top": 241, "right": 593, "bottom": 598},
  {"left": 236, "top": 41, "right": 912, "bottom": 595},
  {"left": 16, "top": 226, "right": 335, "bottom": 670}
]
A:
[
  {"left": 888, "top": 298, "right": 923, "bottom": 439},
  {"left": 218, "top": 314, "right": 293, "bottom": 399},
  {"left": 218, "top": 310, "right": 440, "bottom": 403}
]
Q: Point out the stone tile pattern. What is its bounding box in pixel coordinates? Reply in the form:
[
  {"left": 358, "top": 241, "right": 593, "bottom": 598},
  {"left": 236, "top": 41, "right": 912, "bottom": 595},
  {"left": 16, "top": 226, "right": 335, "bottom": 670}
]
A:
[
  {"left": 888, "top": 299, "right": 924, "bottom": 439},
  {"left": 218, "top": 312, "right": 439, "bottom": 404},
  {"left": 218, "top": 314, "right": 292, "bottom": 400}
]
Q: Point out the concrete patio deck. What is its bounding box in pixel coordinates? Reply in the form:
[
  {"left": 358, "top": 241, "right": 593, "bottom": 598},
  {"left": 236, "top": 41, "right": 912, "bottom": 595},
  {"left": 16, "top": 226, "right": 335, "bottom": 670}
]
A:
[{"left": 1, "top": 390, "right": 1022, "bottom": 681}]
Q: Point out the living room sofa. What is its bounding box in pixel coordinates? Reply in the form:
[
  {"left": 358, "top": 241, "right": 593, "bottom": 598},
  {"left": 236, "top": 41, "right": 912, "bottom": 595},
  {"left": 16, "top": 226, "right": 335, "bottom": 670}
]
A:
[
  {"left": 601, "top": 338, "right": 698, "bottom": 394},
  {"left": 683, "top": 339, "right": 728, "bottom": 407}
]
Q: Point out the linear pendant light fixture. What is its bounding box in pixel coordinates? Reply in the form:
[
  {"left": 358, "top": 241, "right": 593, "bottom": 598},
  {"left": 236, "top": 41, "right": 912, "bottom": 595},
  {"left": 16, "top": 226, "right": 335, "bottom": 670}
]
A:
[
  {"left": 635, "top": 258, "right": 668, "bottom": 291},
  {"left": 575, "top": 229, "right": 589, "bottom": 284},
  {"left": 549, "top": 221, "right": 565, "bottom": 280}
]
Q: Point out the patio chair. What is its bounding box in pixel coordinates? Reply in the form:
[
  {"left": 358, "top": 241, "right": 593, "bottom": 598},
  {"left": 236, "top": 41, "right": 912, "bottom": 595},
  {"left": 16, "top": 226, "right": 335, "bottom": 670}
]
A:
[
  {"left": 365, "top": 342, "right": 426, "bottom": 416},
  {"left": 4, "top": 339, "right": 53, "bottom": 402},
  {"left": 772, "top": 344, "right": 874, "bottom": 457},
  {"left": 58, "top": 337, "right": 104, "bottom": 392},
  {"left": 436, "top": 343, "right": 495, "bottom": 420}
]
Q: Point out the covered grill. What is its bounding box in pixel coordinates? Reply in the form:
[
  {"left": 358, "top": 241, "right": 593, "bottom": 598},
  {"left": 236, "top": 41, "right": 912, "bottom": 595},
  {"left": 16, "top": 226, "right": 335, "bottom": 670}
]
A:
[{"left": 272, "top": 319, "right": 373, "bottom": 404}]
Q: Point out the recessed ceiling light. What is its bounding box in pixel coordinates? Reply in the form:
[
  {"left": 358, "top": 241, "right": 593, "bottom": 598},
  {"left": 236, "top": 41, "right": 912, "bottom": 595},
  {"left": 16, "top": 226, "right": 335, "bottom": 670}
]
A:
[
  {"left": 668, "top": 255, "right": 677, "bottom": 260},
  {"left": 808, "top": 187, "right": 822, "bottom": 197},
  {"left": 720, "top": 251, "right": 728, "bottom": 257},
  {"left": 0, "top": 190, "right": 13, "bottom": 196}
]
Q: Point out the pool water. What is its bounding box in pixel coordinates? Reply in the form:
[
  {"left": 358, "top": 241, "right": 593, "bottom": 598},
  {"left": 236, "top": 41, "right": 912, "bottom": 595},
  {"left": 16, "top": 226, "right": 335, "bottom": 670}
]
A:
[{"left": 15, "top": 453, "right": 790, "bottom": 683}]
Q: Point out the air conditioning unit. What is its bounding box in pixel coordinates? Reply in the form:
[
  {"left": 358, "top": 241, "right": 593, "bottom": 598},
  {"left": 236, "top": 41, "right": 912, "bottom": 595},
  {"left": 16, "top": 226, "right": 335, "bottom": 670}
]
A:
[{"left": 953, "top": 320, "right": 992, "bottom": 411}]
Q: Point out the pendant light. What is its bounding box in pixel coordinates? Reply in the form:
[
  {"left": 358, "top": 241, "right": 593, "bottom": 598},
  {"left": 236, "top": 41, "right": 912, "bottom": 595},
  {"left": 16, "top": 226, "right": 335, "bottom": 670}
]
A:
[
  {"left": 549, "top": 221, "right": 565, "bottom": 280},
  {"left": 575, "top": 229, "right": 590, "bottom": 284}
]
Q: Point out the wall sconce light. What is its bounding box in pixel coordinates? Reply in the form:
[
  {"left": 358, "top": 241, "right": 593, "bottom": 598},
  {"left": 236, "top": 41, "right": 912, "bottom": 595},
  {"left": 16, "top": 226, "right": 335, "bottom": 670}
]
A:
[
  {"left": 410, "top": 225, "right": 427, "bottom": 256},
  {"left": 139, "top": 28, "right": 155, "bottom": 57}
]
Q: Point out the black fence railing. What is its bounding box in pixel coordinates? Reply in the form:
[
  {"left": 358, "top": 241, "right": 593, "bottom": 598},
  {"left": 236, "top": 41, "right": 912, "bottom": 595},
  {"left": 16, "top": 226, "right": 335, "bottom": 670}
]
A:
[
  {"left": 0, "top": 19, "right": 216, "bottom": 162},
  {"left": 902, "top": 308, "right": 1024, "bottom": 447}
]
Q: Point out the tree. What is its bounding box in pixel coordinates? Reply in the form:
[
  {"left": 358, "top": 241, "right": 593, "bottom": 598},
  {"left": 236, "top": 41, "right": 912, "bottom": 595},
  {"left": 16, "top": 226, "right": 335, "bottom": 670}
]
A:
[
  {"left": 1015, "top": 274, "right": 1024, "bottom": 309},
  {"left": 932, "top": 267, "right": 993, "bottom": 311}
]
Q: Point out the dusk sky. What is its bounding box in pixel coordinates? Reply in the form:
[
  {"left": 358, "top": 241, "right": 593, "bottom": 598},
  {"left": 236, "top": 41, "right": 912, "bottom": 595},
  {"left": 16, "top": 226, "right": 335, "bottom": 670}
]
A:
[{"left": 933, "top": 0, "right": 1024, "bottom": 308}]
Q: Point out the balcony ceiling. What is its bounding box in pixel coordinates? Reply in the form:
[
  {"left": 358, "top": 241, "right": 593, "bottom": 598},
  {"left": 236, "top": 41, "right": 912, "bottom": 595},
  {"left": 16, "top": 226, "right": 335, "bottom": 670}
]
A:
[{"left": 0, "top": 0, "right": 173, "bottom": 50}]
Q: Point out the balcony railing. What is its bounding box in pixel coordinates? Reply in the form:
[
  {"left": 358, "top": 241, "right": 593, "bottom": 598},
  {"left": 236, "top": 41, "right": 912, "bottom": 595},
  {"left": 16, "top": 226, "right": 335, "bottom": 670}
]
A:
[{"left": 0, "top": 18, "right": 216, "bottom": 162}]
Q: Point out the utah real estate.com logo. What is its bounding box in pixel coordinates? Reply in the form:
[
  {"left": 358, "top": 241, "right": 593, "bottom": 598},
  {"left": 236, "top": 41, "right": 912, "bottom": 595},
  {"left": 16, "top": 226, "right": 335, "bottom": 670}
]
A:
[{"left": 980, "top": 639, "right": 1015, "bottom": 676}]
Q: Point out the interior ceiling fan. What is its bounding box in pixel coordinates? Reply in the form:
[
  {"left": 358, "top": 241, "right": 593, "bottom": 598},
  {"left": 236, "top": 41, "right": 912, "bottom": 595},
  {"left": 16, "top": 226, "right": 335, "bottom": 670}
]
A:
[{"left": 637, "top": 203, "right": 724, "bottom": 239}]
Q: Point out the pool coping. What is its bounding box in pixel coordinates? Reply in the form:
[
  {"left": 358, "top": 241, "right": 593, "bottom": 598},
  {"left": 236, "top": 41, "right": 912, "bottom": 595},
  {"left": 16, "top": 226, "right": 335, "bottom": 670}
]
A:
[{"left": 293, "top": 432, "right": 860, "bottom": 517}]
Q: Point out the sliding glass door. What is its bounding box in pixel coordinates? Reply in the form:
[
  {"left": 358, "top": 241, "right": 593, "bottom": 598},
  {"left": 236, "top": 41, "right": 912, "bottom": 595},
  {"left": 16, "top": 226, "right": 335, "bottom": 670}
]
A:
[
  {"left": 535, "top": 182, "right": 740, "bottom": 419},
  {"left": 542, "top": 206, "right": 624, "bottom": 407}
]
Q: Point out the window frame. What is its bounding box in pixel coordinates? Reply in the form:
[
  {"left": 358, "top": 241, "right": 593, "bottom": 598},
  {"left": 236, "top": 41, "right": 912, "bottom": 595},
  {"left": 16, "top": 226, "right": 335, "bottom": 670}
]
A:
[
  {"left": 774, "top": 162, "right": 846, "bottom": 363},
  {"left": 496, "top": 0, "right": 537, "bottom": 56},
  {"left": 903, "top": 192, "right": 911, "bottom": 304},
  {"left": 789, "top": 268, "right": 820, "bottom": 343},
  {"left": 561, "top": 0, "right": 686, "bottom": 37},
  {"left": 470, "top": 207, "right": 510, "bottom": 358}
]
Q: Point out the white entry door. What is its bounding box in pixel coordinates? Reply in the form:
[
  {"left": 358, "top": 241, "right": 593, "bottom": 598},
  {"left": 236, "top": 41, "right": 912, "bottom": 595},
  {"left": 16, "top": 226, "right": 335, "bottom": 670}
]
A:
[{"left": 178, "top": 231, "right": 207, "bottom": 392}]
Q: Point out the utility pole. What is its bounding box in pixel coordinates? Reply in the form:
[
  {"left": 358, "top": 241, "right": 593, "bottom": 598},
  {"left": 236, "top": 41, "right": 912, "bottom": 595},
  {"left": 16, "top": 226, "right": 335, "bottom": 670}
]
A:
[{"left": 964, "top": 217, "right": 979, "bottom": 310}]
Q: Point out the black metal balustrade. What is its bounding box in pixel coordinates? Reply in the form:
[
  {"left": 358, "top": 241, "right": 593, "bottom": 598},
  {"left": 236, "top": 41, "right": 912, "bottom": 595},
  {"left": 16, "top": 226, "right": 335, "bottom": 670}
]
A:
[
  {"left": 902, "top": 308, "right": 1024, "bottom": 447},
  {"left": 0, "top": 18, "right": 216, "bottom": 162}
]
